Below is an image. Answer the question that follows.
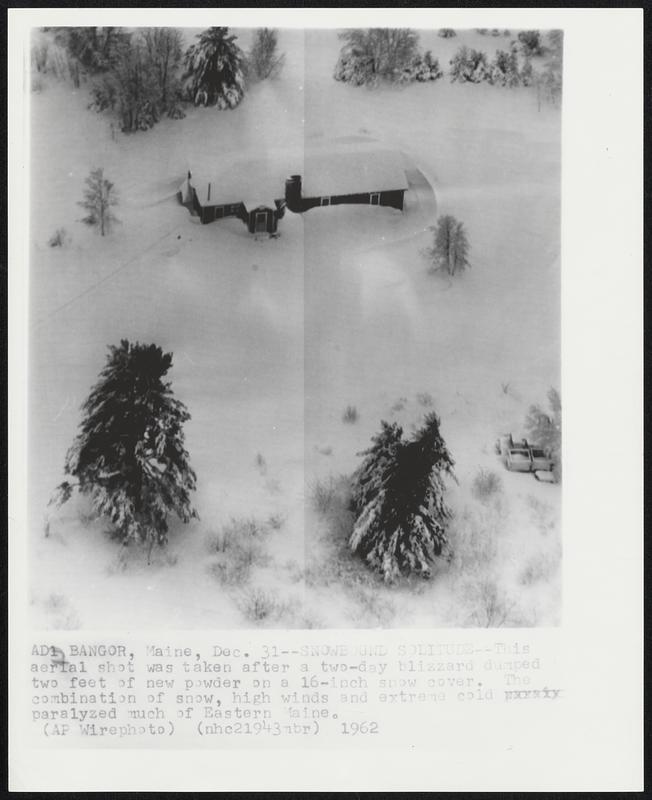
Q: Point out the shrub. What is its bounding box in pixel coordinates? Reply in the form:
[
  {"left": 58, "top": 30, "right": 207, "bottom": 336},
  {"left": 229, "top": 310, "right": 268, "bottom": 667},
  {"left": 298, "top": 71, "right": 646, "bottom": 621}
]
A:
[
  {"left": 48, "top": 227, "right": 69, "bottom": 247},
  {"left": 310, "top": 476, "right": 340, "bottom": 515},
  {"left": 450, "top": 46, "right": 490, "bottom": 83},
  {"left": 255, "top": 452, "right": 267, "bottom": 474},
  {"left": 438, "top": 29, "right": 456, "bottom": 38},
  {"left": 416, "top": 392, "right": 434, "bottom": 407},
  {"left": 342, "top": 405, "right": 359, "bottom": 424},
  {"left": 399, "top": 50, "right": 443, "bottom": 83},
  {"left": 464, "top": 578, "right": 521, "bottom": 627},
  {"left": 209, "top": 517, "right": 270, "bottom": 585},
  {"left": 517, "top": 29, "right": 544, "bottom": 57},
  {"left": 471, "top": 469, "right": 503, "bottom": 503},
  {"left": 236, "top": 588, "right": 287, "bottom": 623}
]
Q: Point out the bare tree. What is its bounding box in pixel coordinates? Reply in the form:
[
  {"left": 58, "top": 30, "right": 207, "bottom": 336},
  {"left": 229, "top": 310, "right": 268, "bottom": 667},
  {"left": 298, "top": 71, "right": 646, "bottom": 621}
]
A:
[
  {"left": 247, "top": 28, "right": 285, "bottom": 81},
  {"left": 78, "top": 168, "right": 118, "bottom": 236},
  {"left": 426, "top": 215, "right": 471, "bottom": 276},
  {"left": 335, "top": 28, "right": 420, "bottom": 85}
]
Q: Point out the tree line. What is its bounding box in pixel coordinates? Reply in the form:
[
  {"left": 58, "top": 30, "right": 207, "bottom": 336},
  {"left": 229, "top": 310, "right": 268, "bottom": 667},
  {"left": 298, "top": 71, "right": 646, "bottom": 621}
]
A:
[
  {"left": 334, "top": 28, "right": 562, "bottom": 105},
  {"left": 34, "top": 26, "right": 285, "bottom": 132}
]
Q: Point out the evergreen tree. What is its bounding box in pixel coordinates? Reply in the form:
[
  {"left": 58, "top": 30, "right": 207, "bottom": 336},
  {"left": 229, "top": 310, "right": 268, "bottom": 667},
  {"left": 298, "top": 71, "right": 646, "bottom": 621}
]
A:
[
  {"left": 183, "top": 27, "right": 245, "bottom": 109},
  {"left": 525, "top": 388, "right": 561, "bottom": 481},
  {"left": 426, "top": 215, "right": 471, "bottom": 276},
  {"left": 50, "top": 341, "right": 198, "bottom": 561},
  {"left": 334, "top": 28, "right": 420, "bottom": 85},
  {"left": 78, "top": 168, "right": 118, "bottom": 236},
  {"left": 350, "top": 413, "right": 455, "bottom": 582},
  {"left": 246, "top": 28, "right": 285, "bottom": 82},
  {"left": 350, "top": 421, "right": 405, "bottom": 515}
]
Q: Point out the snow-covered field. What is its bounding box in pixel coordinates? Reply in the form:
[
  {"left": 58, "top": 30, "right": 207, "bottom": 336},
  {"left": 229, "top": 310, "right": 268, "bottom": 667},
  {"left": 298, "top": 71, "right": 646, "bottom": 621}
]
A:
[{"left": 29, "top": 28, "right": 561, "bottom": 629}]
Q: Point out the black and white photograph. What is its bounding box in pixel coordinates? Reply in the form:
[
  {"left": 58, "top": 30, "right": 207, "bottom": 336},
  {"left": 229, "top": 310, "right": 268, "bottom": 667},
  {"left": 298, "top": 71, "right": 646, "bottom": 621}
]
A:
[
  {"left": 7, "top": 7, "right": 644, "bottom": 793},
  {"left": 28, "top": 23, "right": 564, "bottom": 630}
]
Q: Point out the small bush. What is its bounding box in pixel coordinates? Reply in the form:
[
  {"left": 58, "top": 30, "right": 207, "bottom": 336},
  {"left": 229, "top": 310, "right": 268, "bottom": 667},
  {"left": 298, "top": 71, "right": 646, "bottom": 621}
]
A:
[
  {"left": 464, "top": 578, "right": 521, "bottom": 627},
  {"left": 491, "top": 29, "right": 501, "bottom": 37},
  {"left": 342, "top": 405, "right": 359, "bottom": 424},
  {"left": 255, "top": 452, "right": 267, "bottom": 475},
  {"left": 503, "top": 30, "right": 511, "bottom": 37},
  {"left": 310, "top": 477, "right": 339, "bottom": 515},
  {"left": 438, "top": 29, "right": 456, "bottom": 38},
  {"left": 391, "top": 397, "right": 407, "bottom": 412},
  {"left": 236, "top": 587, "right": 287, "bottom": 623},
  {"left": 416, "top": 391, "right": 434, "bottom": 407},
  {"left": 48, "top": 227, "right": 69, "bottom": 247},
  {"left": 207, "top": 517, "right": 267, "bottom": 553},
  {"left": 476, "top": 29, "right": 488, "bottom": 36},
  {"left": 267, "top": 512, "right": 285, "bottom": 530},
  {"left": 471, "top": 469, "right": 503, "bottom": 503},
  {"left": 517, "top": 30, "right": 544, "bottom": 57}
]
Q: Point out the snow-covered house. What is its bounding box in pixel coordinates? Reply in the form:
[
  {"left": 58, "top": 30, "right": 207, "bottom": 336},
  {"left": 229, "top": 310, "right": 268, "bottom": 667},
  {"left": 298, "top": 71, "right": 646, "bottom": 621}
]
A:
[
  {"left": 178, "top": 139, "right": 409, "bottom": 235},
  {"left": 285, "top": 142, "right": 408, "bottom": 213}
]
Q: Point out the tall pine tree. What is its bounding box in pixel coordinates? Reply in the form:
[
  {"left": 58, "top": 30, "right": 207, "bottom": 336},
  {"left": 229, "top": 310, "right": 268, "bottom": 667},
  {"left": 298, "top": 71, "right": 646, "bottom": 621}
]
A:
[
  {"left": 50, "top": 341, "right": 198, "bottom": 561},
  {"left": 183, "top": 27, "right": 245, "bottom": 109},
  {"left": 350, "top": 413, "right": 455, "bottom": 581}
]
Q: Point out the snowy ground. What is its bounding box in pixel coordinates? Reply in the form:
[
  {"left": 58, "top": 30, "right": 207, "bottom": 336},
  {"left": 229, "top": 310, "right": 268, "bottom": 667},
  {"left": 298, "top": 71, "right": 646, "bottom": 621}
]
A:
[{"left": 28, "top": 28, "right": 561, "bottom": 629}]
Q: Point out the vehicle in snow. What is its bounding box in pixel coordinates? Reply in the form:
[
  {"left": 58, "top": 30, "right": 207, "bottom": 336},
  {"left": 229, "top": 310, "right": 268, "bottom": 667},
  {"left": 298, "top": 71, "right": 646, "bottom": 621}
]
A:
[
  {"left": 529, "top": 447, "right": 555, "bottom": 472},
  {"left": 504, "top": 443, "right": 555, "bottom": 474},
  {"left": 505, "top": 444, "right": 532, "bottom": 472}
]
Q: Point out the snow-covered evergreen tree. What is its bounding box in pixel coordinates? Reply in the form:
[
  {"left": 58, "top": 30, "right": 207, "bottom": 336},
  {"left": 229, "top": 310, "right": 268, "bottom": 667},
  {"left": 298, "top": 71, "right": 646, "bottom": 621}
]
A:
[
  {"left": 78, "top": 168, "right": 118, "bottom": 236},
  {"left": 525, "top": 388, "right": 561, "bottom": 481},
  {"left": 50, "top": 341, "right": 198, "bottom": 560},
  {"left": 334, "top": 28, "right": 420, "bottom": 85},
  {"left": 350, "top": 421, "right": 405, "bottom": 515},
  {"left": 183, "top": 27, "right": 245, "bottom": 109},
  {"left": 449, "top": 46, "right": 490, "bottom": 83},
  {"left": 350, "top": 413, "right": 455, "bottom": 582},
  {"left": 400, "top": 50, "right": 443, "bottom": 83},
  {"left": 426, "top": 215, "right": 471, "bottom": 276},
  {"left": 246, "top": 28, "right": 285, "bottom": 82}
]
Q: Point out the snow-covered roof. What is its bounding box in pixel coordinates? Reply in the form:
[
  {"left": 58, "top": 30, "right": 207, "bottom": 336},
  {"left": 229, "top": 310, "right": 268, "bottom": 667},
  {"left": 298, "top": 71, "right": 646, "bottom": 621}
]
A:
[
  {"left": 302, "top": 142, "right": 409, "bottom": 197},
  {"left": 187, "top": 139, "right": 408, "bottom": 210}
]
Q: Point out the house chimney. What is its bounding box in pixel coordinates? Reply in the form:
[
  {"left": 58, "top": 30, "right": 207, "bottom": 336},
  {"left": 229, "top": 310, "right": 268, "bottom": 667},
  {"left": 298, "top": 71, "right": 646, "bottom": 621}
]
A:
[{"left": 285, "top": 175, "right": 302, "bottom": 213}]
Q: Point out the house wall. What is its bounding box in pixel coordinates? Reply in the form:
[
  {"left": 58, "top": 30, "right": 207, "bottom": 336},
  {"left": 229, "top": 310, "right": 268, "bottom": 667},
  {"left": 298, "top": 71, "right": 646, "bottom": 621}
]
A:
[
  {"left": 300, "top": 189, "right": 405, "bottom": 212},
  {"left": 247, "top": 207, "right": 279, "bottom": 234}
]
